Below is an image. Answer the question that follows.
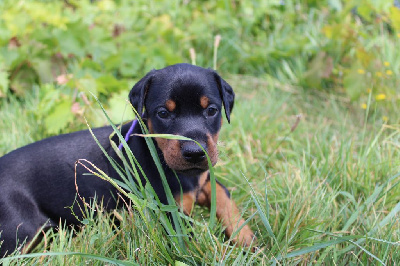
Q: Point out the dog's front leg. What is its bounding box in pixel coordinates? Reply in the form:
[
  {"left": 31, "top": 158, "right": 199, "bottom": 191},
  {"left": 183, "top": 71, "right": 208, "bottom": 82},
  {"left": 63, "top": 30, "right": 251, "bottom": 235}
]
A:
[
  {"left": 174, "top": 191, "right": 196, "bottom": 216},
  {"left": 196, "top": 172, "right": 256, "bottom": 248}
]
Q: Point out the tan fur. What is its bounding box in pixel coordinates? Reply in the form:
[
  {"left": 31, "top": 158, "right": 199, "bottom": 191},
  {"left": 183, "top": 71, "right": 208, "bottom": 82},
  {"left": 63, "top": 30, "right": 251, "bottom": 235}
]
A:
[
  {"left": 22, "top": 229, "right": 47, "bottom": 255},
  {"left": 198, "top": 171, "right": 209, "bottom": 188},
  {"left": 166, "top": 99, "right": 176, "bottom": 112},
  {"left": 174, "top": 192, "right": 196, "bottom": 215},
  {"left": 207, "top": 133, "right": 219, "bottom": 166},
  {"left": 196, "top": 178, "right": 255, "bottom": 247},
  {"left": 200, "top": 96, "right": 209, "bottom": 108},
  {"left": 147, "top": 119, "right": 154, "bottom": 134}
]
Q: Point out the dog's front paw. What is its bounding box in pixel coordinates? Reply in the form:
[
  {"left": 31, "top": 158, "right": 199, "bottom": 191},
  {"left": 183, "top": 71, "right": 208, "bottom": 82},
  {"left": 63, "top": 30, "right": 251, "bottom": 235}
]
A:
[{"left": 234, "top": 224, "right": 257, "bottom": 249}]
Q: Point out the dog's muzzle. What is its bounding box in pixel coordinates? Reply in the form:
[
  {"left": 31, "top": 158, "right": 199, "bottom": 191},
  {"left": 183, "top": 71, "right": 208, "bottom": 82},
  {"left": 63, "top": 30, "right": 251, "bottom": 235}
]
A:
[{"left": 180, "top": 140, "right": 207, "bottom": 164}]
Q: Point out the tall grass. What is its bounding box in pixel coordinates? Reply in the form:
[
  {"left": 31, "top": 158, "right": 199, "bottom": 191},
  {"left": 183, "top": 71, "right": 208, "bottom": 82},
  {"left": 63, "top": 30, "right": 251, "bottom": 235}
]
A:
[{"left": 1, "top": 74, "right": 400, "bottom": 264}]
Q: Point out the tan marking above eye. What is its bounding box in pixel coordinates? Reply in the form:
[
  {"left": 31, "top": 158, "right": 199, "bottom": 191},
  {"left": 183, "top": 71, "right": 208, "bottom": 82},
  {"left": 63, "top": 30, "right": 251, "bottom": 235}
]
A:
[
  {"left": 200, "top": 96, "right": 209, "bottom": 109},
  {"left": 166, "top": 99, "right": 176, "bottom": 112}
]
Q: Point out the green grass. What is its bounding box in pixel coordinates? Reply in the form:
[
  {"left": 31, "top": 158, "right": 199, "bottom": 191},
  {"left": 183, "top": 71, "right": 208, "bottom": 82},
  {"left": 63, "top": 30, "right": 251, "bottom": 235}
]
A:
[
  {"left": 1, "top": 75, "right": 400, "bottom": 264},
  {"left": 1, "top": 0, "right": 400, "bottom": 264}
]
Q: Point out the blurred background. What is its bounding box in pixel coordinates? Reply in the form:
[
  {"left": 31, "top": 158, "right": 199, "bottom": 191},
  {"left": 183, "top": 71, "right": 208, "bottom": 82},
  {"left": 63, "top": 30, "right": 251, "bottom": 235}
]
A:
[{"left": 0, "top": 0, "right": 398, "bottom": 142}]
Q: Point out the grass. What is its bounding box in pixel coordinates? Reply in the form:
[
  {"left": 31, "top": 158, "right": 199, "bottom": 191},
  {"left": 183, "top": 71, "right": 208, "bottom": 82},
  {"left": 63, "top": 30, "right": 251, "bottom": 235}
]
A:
[
  {"left": 1, "top": 0, "right": 400, "bottom": 264},
  {"left": 1, "top": 74, "right": 400, "bottom": 265}
]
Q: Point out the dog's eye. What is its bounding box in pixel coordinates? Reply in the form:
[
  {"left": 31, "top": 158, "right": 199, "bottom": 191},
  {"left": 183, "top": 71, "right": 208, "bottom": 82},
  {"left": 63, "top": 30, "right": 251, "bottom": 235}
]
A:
[
  {"left": 157, "top": 110, "right": 170, "bottom": 119},
  {"left": 206, "top": 107, "right": 218, "bottom": 117}
]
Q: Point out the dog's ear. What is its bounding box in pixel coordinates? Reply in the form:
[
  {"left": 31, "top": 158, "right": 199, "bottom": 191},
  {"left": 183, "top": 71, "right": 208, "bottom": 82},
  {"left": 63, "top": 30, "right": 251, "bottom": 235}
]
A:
[
  {"left": 214, "top": 72, "right": 235, "bottom": 123},
  {"left": 129, "top": 70, "right": 156, "bottom": 117}
]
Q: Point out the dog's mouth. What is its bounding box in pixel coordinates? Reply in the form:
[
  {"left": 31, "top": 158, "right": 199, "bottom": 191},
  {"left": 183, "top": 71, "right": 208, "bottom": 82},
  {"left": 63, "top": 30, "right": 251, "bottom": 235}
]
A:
[
  {"left": 175, "top": 166, "right": 208, "bottom": 176},
  {"left": 170, "top": 160, "right": 210, "bottom": 176}
]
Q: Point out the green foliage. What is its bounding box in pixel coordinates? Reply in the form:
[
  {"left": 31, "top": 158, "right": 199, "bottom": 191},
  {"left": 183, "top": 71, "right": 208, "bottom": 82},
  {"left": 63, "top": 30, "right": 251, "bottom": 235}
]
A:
[{"left": 0, "top": 0, "right": 399, "bottom": 135}]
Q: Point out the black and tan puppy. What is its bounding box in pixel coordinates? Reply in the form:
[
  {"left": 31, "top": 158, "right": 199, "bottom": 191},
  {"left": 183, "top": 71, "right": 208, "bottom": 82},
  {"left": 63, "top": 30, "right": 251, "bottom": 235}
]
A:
[{"left": 0, "top": 63, "right": 255, "bottom": 257}]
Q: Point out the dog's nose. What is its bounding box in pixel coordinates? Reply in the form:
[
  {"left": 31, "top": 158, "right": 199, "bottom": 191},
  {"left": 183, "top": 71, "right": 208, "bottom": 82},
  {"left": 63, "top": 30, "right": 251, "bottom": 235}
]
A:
[{"left": 181, "top": 141, "right": 206, "bottom": 164}]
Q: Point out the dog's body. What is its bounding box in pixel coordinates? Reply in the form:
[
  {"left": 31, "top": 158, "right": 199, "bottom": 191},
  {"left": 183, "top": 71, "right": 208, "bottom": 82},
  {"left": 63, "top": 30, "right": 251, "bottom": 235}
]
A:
[{"left": 0, "top": 64, "right": 255, "bottom": 257}]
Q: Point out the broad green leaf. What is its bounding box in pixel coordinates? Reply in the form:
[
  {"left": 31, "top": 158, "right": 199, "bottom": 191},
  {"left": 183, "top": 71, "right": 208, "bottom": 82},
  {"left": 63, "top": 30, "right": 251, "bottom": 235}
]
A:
[
  {"left": 77, "top": 77, "right": 98, "bottom": 96},
  {"left": 37, "top": 84, "right": 60, "bottom": 117},
  {"left": 44, "top": 98, "right": 74, "bottom": 134},
  {"left": 106, "top": 90, "right": 133, "bottom": 123},
  {"left": 1, "top": 48, "right": 20, "bottom": 70},
  {"left": 96, "top": 75, "right": 128, "bottom": 94}
]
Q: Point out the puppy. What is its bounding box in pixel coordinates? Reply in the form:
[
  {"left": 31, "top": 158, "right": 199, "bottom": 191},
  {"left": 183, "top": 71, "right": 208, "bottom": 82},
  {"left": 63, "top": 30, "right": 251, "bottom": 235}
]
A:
[{"left": 0, "top": 63, "right": 255, "bottom": 257}]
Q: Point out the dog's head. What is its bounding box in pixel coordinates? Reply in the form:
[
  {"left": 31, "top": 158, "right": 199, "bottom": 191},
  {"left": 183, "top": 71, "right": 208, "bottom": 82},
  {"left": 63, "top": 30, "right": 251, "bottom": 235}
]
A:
[{"left": 129, "top": 63, "right": 235, "bottom": 176}]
